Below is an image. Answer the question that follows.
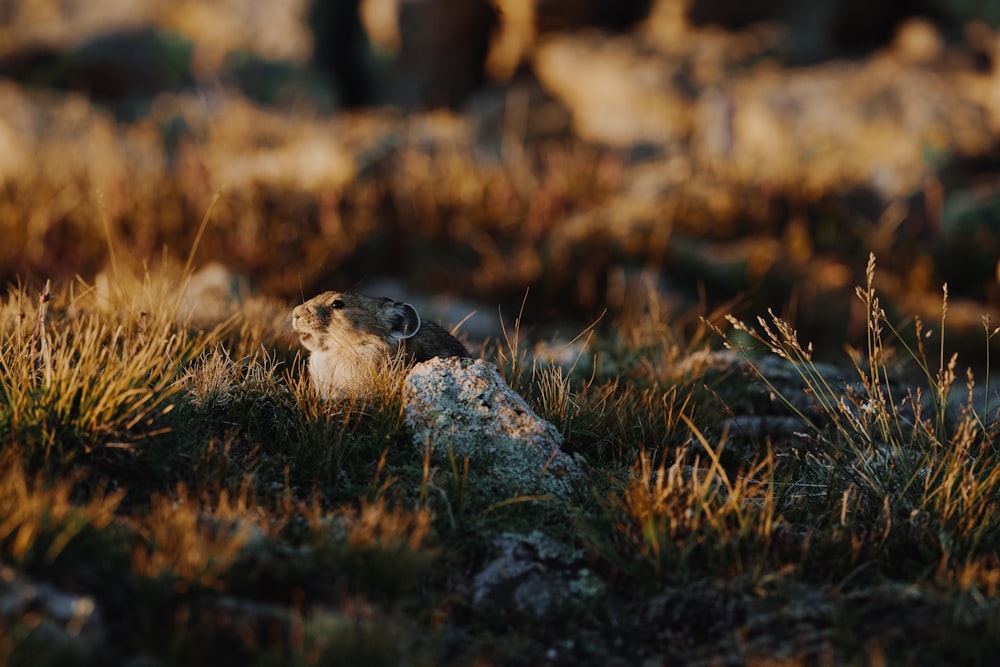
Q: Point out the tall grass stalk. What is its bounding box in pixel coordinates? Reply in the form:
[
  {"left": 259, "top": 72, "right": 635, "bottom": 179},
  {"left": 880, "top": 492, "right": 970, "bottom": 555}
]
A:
[{"left": 718, "top": 253, "right": 1000, "bottom": 587}]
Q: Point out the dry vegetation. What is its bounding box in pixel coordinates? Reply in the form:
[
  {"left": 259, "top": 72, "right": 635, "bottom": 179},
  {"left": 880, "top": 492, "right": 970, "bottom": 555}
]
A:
[
  {"left": 4, "top": 1, "right": 1000, "bottom": 664},
  {"left": 1, "top": 255, "right": 1000, "bottom": 665}
]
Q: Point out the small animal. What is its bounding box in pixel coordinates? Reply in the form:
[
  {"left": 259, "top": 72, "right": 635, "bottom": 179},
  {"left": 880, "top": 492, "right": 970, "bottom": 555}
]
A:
[{"left": 292, "top": 291, "right": 469, "bottom": 398}]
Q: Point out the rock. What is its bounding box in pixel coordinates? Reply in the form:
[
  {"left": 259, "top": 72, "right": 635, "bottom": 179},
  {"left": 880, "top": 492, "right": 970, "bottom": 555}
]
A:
[
  {"left": 0, "top": 565, "right": 105, "bottom": 662},
  {"left": 471, "top": 530, "right": 603, "bottom": 617},
  {"left": 532, "top": 22, "right": 994, "bottom": 200},
  {"left": 0, "top": 28, "right": 194, "bottom": 114},
  {"left": 404, "top": 358, "right": 595, "bottom": 619},
  {"left": 533, "top": 31, "right": 693, "bottom": 147},
  {"left": 692, "top": 349, "right": 850, "bottom": 458},
  {"left": 403, "top": 357, "right": 584, "bottom": 499},
  {"left": 177, "top": 263, "right": 251, "bottom": 326},
  {"left": 695, "top": 347, "right": 1000, "bottom": 463}
]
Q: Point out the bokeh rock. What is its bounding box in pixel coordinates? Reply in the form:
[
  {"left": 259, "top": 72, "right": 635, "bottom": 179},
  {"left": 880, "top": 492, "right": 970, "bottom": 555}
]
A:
[
  {"left": 403, "top": 357, "right": 584, "bottom": 499},
  {"left": 689, "top": 349, "right": 855, "bottom": 459},
  {"left": 471, "top": 530, "right": 603, "bottom": 617},
  {"left": 694, "top": 348, "right": 1000, "bottom": 462},
  {"left": 0, "top": 566, "right": 106, "bottom": 662},
  {"left": 0, "top": 27, "right": 194, "bottom": 116},
  {"left": 176, "top": 262, "right": 251, "bottom": 326}
]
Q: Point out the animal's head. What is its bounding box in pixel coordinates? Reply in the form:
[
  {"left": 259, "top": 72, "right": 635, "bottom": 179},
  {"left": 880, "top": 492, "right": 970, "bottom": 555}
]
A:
[{"left": 292, "top": 291, "right": 421, "bottom": 352}]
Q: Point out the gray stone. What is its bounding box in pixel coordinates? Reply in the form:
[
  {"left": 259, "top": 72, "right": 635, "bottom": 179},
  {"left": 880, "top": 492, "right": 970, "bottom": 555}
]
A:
[
  {"left": 471, "top": 531, "right": 603, "bottom": 617},
  {"left": 177, "top": 263, "right": 251, "bottom": 326},
  {"left": 0, "top": 565, "right": 105, "bottom": 660},
  {"left": 403, "top": 357, "right": 584, "bottom": 499}
]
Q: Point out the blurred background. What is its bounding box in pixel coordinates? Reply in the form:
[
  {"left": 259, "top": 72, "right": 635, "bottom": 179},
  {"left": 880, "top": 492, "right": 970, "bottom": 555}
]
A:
[{"left": 2, "top": 0, "right": 1000, "bottom": 355}]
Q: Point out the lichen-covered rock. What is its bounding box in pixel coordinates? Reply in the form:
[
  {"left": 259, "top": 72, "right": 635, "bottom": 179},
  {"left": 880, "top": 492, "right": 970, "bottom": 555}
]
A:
[
  {"left": 403, "top": 357, "right": 584, "bottom": 499},
  {"left": 471, "top": 531, "right": 604, "bottom": 617}
]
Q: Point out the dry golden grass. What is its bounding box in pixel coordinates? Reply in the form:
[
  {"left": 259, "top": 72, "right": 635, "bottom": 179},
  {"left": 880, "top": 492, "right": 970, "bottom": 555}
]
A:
[
  {"left": 3, "top": 2, "right": 1000, "bottom": 663},
  {"left": 612, "top": 438, "right": 776, "bottom": 581},
  {"left": 1, "top": 255, "right": 1000, "bottom": 664},
  {"left": 0, "top": 278, "right": 202, "bottom": 459},
  {"left": 0, "top": 452, "right": 123, "bottom": 564},
  {"left": 130, "top": 482, "right": 262, "bottom": 588}
]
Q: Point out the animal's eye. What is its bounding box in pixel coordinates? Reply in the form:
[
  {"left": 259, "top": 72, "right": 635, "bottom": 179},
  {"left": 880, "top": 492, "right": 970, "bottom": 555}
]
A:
[{"left": 331, "top": 299, "right": 345, "bottom": 309}]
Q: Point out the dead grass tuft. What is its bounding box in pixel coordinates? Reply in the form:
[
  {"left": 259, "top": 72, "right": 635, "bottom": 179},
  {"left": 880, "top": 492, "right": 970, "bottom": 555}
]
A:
[
  {"left": 130, "top": 482, "right": 265, "bottom": 588},
  {"left": 0, "top": 452, "right": 124, "bottom": 564},
  {"left": 611, "top": 431, "right": 777, "bottom": 582}
]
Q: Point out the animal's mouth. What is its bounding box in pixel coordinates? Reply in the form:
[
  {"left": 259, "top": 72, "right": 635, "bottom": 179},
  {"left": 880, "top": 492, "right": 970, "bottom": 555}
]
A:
[{"left": 291, "top": 316, "right": 312, "bottom": 342}]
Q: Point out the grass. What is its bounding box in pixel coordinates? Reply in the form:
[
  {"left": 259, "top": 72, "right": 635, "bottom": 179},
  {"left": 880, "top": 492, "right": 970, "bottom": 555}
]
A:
[
  {"left": 4, "top": 6, "right": 1000, "bottom": 664},
  {"left": 3, "top": 256, "right": 1000, "bottom": 665},
  {"left": 714, "top": 255, "right": 1000, "bottom": 591}
]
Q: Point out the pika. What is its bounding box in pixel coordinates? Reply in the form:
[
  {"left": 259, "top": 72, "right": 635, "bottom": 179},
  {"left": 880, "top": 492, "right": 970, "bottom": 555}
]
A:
[{"left": 292, "top": 291, "right": 469, "bottom": 398}]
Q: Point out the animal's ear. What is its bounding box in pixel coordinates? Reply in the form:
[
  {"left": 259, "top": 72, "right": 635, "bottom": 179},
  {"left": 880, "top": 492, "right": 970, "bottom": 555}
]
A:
[{"left": 386, "top": 302, "right": 421, "bottom": 340}]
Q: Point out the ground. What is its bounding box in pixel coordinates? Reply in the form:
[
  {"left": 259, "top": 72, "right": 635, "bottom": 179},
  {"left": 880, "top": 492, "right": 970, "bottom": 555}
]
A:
[{"left": 3, "top": 2, "right": 1000, "bottom": 665}]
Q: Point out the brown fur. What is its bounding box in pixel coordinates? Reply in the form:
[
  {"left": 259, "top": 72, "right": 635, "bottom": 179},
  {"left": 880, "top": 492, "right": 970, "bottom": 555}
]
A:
[{"left": 292, "top": 291, "right": 469, "bottom": 397}]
